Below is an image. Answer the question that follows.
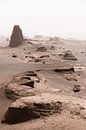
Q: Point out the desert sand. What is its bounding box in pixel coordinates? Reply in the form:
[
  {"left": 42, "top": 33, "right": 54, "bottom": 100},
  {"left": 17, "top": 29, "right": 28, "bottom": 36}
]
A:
[{"left": 0, "top": 27, "right": 86, "bottom": 130}]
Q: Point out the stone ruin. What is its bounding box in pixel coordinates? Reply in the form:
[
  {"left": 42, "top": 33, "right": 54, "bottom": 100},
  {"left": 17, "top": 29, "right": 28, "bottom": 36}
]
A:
[{"left": 9, "top": 25, "right": 23, "bottom": 47}]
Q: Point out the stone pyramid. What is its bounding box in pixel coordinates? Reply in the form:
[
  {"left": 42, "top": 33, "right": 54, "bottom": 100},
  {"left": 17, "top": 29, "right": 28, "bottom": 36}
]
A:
[{"left": 9, "top": 25, "right": 23, "bottom": 47}]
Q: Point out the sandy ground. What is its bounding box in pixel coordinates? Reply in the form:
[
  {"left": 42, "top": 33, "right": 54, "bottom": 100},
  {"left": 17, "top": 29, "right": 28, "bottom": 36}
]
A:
[{"left": 0, "top": 37, "right": 86, "bottom": 129}]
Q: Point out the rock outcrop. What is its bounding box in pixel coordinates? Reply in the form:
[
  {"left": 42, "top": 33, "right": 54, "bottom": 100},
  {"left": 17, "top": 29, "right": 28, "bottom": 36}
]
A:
[
  {"left": 2, "top": 93, "right": 62, "bottom": 124},
  {"left": 73, "top": 85, "right": 81, "bottom": 92},
  {"left": 9, "top": 25, "right": 23, "bottom": 47},
  {"left": 54, "top": 64, "right": 74, "bottom": 73},
  {"left": 5, "top": 84, "right": 35, "bottom": 100},
  {"left": 4, "top": 64, "right": 75, "bottom": 101},
  {"left": 2, "top": 93, "right": 86, "bottom": 124},
  {"left": 62, "top": 50, "right": 77, "bottom": 60},
  {"left": 4, "top": 71, "right": 40, "bottom": 100},
  {"left": 36, "top": 46, "right": 47, "bottom": 52}
]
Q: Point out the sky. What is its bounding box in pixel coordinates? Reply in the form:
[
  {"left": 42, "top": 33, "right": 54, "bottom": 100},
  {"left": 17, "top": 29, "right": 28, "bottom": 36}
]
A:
[{"left": 0, "top": 0, "right": 86, "bottom": 39}]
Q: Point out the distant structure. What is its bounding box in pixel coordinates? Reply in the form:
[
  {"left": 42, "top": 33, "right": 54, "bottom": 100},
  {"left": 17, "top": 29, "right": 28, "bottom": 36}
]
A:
[{"left": 9, "top": 25, "right": 23, "bottom": 47}]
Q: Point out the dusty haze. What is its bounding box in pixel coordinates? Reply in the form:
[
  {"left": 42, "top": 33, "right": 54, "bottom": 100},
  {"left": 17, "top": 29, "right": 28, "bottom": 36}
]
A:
[{"left": 0, "top": 0, "right": 86, "bottom": 40}]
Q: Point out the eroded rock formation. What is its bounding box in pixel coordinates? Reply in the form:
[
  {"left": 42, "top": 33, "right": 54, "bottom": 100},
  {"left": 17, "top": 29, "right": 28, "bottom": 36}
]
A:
[
  {"left": 2, "top": 93, "right": 62, "bottom": 124},
  {"left": 36, "top": 46, "right": 47, "bottom": 52},
  {"left": 2, "top": 93, "right": 86, "bottom": 124},
  {"left": 4, "top": 71, "right": 39, "bottom": 100},
  {"left": 62, "top": 50, "right": 77, "bottom": 60}
]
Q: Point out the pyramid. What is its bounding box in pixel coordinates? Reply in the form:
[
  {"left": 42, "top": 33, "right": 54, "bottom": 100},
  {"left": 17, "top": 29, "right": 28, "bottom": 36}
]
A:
[{"left": 9, "top": 25, "right": 23, "bottom": 47}]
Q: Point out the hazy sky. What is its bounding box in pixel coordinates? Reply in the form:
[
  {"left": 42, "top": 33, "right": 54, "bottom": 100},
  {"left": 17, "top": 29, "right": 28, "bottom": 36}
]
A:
[{"left": 0, "top": 0, "right": 86, "bottom": 39}]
